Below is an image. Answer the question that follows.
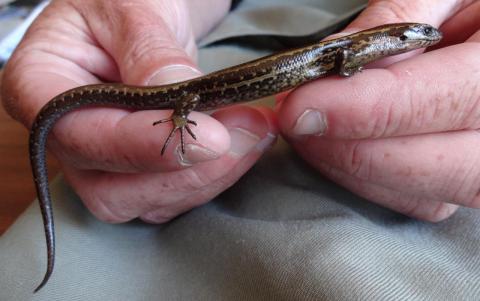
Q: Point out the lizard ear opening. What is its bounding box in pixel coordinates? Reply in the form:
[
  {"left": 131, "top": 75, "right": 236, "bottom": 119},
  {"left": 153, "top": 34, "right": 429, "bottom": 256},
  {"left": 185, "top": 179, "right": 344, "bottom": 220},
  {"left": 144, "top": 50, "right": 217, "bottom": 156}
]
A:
[{"left": 399, "top": 35, "right": 408, "bottom": 41}]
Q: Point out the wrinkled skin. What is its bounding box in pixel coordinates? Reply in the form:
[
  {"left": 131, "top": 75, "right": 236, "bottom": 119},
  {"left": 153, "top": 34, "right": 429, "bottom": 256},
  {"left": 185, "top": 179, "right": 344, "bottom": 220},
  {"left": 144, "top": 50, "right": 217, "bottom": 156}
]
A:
[
  {"left": 2, "top": 0, "right": 278, "bottom": 224},
  {"left": 277, "top": 0, "right": 480, "bottom": 221}
]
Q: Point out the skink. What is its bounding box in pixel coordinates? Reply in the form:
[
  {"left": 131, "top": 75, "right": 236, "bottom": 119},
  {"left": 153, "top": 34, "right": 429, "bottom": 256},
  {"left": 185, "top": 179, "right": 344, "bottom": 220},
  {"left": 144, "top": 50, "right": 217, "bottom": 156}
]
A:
[{"left": 29, "top": 23, "right": 442, "bottom": 292}]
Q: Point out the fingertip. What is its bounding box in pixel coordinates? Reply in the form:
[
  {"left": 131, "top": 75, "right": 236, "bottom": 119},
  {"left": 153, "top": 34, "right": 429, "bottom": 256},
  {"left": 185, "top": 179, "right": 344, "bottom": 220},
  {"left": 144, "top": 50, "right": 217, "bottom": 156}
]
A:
[
  {"left": 212, "top": 105, "right": 278, "bottom": 157},
  {"left": 276, "top": 87, "right": 329, "bottom": 141},
  {"left": 411, "top": 202, "right": 459, "bottom": 223},
  {"left": 173, "top": 113, "right": 231, "bottom": 166},
  {"left": 212, "top": 105, "right": 276, "bottom": 137}
]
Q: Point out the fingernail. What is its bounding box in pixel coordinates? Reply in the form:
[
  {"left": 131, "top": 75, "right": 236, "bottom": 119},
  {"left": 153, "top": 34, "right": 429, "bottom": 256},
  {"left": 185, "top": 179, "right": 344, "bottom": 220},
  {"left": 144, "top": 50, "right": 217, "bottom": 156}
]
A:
[
  {"left": 148, "top": 65, "right": 202, "bottom": 85},
  {"left": 293, "top": 109, "right": 327, "bottom": 136},
  {"left": 229, "top": 128, "right": 276, "bottom": 158},
  {"left": 256, "top": 133, "right": 277, "bottom": 152},
  {"left": 176, "top": 144, "right": 220, "bottom": 166}
]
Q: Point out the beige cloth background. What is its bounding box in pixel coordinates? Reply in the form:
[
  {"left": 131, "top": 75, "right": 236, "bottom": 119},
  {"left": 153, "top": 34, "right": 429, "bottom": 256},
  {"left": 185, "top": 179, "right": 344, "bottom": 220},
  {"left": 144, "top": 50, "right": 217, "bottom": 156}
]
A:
[{"left": 1, "top": 1, "right": 480, "bottom": 300}]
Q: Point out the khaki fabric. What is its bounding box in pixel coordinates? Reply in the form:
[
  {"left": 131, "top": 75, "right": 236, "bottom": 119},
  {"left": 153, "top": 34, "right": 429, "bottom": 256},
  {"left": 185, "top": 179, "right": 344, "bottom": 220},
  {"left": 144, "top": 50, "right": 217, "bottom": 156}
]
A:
[{"left": 1, "top": 1, "right": 480, "bottom": 300}]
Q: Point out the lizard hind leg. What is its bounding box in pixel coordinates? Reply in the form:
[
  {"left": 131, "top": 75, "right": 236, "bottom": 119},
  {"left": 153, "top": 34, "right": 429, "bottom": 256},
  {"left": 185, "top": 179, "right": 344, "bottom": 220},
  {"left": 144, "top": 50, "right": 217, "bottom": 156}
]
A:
[{"left": 153, "top": 94, "right": 200, "bottom": 155}]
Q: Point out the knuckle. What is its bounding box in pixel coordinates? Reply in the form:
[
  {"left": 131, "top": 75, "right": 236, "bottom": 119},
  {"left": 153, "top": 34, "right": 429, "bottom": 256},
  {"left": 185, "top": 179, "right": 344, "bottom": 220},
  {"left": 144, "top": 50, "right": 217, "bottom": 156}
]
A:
[
  {"left": 1, "top": 55, "right": 32, "bottom": 126},
  {"left": 121, "top": 30, "right": 191, "bottom": 83},
  {"left": 400, "top": 198, "right": 424, "bottom": 218},
  {"left": 123, "top": 30, "right": 176, "bottom": 64},
  {"left": 0, "top": 70, "right": 17, "bottom": 119},
  {"left": 376, "top": 0, "right": 410, "bottom": 20},
  {"left": 180, "top": 168, "right": 211, "bottom": 190},
  {"left": 459, "top": 82, "right": 480, "bottom": 129},
  {"left": 394, "top": 77, "right": 429, "bottom": 135},
  {"left": 462, "top": 177, "right": 480, "bottom": 208},
  {"left": 369, "top": 0, "right": 428, "bottom": 22},
  {"left": 104, "top": 1, "right": 194, "bottom": 82},
  {"left": 370, "top": 99, "right": 399, "bottom": 138},
  {"left": 342, "top": 141, "right": 374, "bottom": 181},
  {"left": 450, "top": 155, "right": 480, "bottom": 208},
  {"left": 76, "top": 176, "right": 135, "bottom": 223}
]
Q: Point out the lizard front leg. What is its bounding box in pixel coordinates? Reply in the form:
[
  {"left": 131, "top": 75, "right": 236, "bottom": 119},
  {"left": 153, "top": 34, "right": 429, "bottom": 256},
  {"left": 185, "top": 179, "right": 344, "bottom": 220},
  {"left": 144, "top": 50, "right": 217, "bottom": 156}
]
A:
[{"left": 337, "top": 48, "right": 364, "bottom": 77}]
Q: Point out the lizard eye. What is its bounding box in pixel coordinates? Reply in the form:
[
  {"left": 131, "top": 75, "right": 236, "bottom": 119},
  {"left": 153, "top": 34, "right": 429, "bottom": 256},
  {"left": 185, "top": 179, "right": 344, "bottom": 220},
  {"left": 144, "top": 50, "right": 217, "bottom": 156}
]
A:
[
  {"left": 399, "top": 34, "right": 408, "bottom": 41},
  {"left": 423, "top": 27, "right": 433, "bottom": 35}
]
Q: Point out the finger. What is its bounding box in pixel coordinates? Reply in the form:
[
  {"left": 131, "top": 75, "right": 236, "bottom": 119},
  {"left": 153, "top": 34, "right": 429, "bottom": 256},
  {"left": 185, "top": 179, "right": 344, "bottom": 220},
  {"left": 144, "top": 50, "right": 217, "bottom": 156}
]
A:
[
  {"left": 313, "top": 162, "right": 459, "bottom": 222},
  {"left": 50, "top": 108, "right": 231, "bottom": 172},
  {"left": 279, "top": 41, "right": 480, "bottom": 140},
  {"left": 292, "top": 130, "right": 480, "bottom": 211},
  {"left": 52, "top": 101, "right": 276, "bottom": 175},
  {"left": 81, "top": 0, "right": 201, "bottom": 85},
  {"left": 1, "top": 1, "right": 120, "bottom": 126},
  {"left": 434, "top": 0, "right": 480, "bottom": 48},
  {"left": 61, "top": 106, "right": 277, "bottom": 223}
]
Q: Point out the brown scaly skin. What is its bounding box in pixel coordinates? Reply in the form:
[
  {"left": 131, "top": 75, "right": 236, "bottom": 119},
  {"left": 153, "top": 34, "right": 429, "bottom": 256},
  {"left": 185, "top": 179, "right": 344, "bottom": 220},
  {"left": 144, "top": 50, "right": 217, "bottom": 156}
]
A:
[{"left": 30, "top": 23, "right": 442, "bottom": 292}]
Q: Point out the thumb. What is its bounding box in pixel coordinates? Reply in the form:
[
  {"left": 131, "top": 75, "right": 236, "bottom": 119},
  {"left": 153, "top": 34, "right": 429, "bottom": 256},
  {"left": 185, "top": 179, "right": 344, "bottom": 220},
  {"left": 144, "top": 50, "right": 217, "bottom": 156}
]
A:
[
  {"left": 347, "top": 0, "right": 472, "bottom": 30},
  {"left": 332, "top": 0, "right": 471, "bottom": 68},
  {"left": 86, "top": 0, "right": 202, "bottom": 85}
]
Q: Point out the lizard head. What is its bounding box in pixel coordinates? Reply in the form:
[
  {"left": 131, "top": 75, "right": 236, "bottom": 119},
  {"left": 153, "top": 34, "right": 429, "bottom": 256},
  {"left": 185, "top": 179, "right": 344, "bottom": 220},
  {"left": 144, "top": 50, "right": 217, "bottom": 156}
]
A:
[{"left": 395, "top": 23, "right": 443, "bottom": 47}]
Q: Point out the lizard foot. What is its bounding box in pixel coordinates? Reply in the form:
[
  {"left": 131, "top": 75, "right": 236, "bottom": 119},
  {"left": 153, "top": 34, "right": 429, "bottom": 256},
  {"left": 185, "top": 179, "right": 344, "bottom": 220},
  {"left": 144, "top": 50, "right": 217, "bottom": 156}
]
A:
[{"left": 153, "top": 114, "right": 197, "bottom": 155}]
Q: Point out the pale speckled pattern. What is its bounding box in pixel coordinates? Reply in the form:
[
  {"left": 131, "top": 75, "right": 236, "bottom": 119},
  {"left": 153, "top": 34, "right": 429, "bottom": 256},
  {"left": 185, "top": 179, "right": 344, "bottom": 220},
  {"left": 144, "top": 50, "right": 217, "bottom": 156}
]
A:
[{"left": 1, "top": 1, "right": 480, "bottom": 300}]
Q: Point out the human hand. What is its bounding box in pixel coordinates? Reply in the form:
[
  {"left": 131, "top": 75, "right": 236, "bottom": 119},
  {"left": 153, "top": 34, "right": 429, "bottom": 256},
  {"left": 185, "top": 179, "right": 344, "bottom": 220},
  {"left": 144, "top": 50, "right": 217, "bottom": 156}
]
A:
[
  {"left": 277, "top": 0, "right": 480, "bottom": 221},
  {"left": 1, "top": 0, "right": 277, "bottom": 223}
]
